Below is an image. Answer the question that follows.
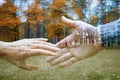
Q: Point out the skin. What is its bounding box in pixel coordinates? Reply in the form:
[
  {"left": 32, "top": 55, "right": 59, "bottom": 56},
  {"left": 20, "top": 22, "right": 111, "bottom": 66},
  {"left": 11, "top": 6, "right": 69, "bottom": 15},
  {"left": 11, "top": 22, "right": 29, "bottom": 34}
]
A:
[
  {"left": 0, "top": 38, "right": 60, "bottom": 70},
  {"left": 56, "top": 16, "right": 100, "bottom": 48},
  {"left": 47, "top": 16, "right": 103, "bottom": 68},
  {"left": 47, "top": 45, "right": 102, "bottom": 68}
]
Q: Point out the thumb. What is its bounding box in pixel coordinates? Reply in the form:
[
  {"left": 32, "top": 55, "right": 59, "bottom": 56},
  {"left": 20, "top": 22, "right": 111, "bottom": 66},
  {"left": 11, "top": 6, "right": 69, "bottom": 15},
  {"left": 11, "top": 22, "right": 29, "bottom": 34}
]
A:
[{"left": 61, "top": 16, "right": 77, "bottom": 28}]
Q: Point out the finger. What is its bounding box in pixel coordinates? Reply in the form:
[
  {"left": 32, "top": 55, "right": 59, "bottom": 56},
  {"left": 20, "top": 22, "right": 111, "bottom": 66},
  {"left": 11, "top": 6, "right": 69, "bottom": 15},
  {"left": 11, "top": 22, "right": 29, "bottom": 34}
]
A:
[
  {"left": 31, "top": 41, "right": 44, "bottom": 44},
  {"left": 59, "top": 57, "right": 78, "bottom": 68},
  {"left": 27, "top": 38, "right": 48, "bottom": 42},
  {"left": 46, "top": 56, "right": 56, "bottom": 62},
  {"left": 46, "top": 52, "right": 65, "bottom": 62},
  {"left": 61, "top": 16, "right": 77, "bottom": 28},
  {"left": 35, "top": 38, "right": 48, "bottom": 42},
  {"left": 56, "top": 38, "right": 71, "bottom": 48},
  {"left": 31, "top": 41, "right": 56, "bottom": 47},
  {"left": 56, "top": 40, "right": 67, "bottom": 48},
  {"left": 46, "top": 48, "right": 69, "bottom": 62},
  {"left": 39, "top": 41, "right": 57, "bottom": 47},
  {"left": 28, "top": 38, "right": 48, "bottom": 44},
  {"left": 30, "top": 44, "right": 61, "bottom": 52},
  {"left": 56, "top": 40, "right": 63, "bottom": 47},
  {"left": 27, "top": 49, "right": 57, "bottom": 56},
  {"left": 49, "top": 52, "right": 73, "bottom": 66}
]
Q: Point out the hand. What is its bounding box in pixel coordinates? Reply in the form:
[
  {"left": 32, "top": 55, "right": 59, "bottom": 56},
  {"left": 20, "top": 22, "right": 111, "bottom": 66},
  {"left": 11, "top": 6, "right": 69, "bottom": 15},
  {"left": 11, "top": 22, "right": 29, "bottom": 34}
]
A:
[
  {"left": 56, "top": 32, "right": 79, "bottom": 48},
  {"left": 47, "top": 45, "right": 102, "bottom": 68},
  {"left": 56, "top": 16, "right": 100, "bottom": 48},
  {"left": 0, "top": 38, "right": 60, "bottom": 70}
]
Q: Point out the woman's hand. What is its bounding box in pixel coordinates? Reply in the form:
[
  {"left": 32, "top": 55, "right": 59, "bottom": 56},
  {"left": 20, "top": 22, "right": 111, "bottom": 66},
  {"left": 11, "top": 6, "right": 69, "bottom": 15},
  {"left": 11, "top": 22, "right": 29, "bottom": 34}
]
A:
[
  {"left": 47, "top": 45, "right": 102, "bottom": 68},
  {"left": 0, "top": 38, "right": 60, "bottom": 70}
]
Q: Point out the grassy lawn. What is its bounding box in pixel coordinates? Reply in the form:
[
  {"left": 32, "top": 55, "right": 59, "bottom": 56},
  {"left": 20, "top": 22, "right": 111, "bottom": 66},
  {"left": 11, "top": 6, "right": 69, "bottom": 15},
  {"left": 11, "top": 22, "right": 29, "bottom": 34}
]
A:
[{"left": 0, "top": 49, "right": 120, "bottom": 80}]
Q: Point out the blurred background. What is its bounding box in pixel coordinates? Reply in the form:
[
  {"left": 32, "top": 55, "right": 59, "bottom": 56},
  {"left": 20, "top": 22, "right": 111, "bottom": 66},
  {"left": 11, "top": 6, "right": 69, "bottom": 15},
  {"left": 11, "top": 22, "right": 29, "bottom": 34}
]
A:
[
  {"left": 0, "top": 0, "right": 120, "bottom": 80},
  {"left": 0, "top": 0, "right": 120, "bottom": 43}
]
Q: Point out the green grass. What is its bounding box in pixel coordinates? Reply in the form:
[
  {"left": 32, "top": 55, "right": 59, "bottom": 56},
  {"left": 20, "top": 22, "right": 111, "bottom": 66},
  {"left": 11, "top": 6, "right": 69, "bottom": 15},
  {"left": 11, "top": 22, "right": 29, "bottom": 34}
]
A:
[{"left": 0, "top": 49, "right": 120, "bottom": 80}]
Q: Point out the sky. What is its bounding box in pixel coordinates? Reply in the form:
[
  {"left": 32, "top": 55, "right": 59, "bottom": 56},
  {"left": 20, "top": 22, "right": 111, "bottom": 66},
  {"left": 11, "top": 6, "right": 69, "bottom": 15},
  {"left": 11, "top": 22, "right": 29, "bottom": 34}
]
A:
[{"left": 0, "top": 0, "right": 6, "bottom": 6}]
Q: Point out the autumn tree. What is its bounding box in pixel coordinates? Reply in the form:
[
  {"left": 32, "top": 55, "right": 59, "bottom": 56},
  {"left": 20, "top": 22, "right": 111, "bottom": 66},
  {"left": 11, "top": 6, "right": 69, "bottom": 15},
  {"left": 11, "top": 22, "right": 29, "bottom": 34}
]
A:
[
  {"left": 89, "top": 15, "right": 98, "bottom": 26},
  {"left": 71, "top": 0, "right": 85, "bottom": 20},
  {"left": 103, "top": 10, "right": 119, "bottom": 24},
  {"left": 97, "top": 0, "right": 119, "bottom": 24},
  {"left": 24, "top": 0, "right": 44, "bottom": 38},
  {"left": 46, "top": 0, "right": 72, "bottom": 42},
  {"left": 0, "top": 0, "right": 21, "bottom": 41}
]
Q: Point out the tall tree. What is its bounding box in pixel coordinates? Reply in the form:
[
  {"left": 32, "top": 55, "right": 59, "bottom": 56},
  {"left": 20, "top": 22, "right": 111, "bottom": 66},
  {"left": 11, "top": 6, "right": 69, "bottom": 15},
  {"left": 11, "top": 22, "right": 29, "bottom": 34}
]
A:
[
  {"left": 71, "top": 0, "right": 85, "bottom": 20},
  {"left": 0, "top": 0, "right": 21, "bottom": 41},
  {"left": 46, "top": 0, "right": 71, "bottom": 42},
  {"left": 89, "top": 15, "right": 99, "bottom": 26},
  {"left": 25, "top": 0, "right": 44, "bottom": 38},
  {"left": 102, "top": 0, "right": 119, "bottom": 24}
]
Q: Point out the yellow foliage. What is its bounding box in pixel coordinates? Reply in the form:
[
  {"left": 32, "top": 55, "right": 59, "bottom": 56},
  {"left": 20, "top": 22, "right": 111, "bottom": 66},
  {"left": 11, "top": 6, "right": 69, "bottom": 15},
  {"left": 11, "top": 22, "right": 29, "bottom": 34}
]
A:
[
  {"left": 50, "top": 0, "right": 66, "bottom": 10},
  {"left": 103, "top": 12, "right": 118, "bottom": 24},
  {"left": 0, "top": 0, "right": 20, "bottom": 28},
  {"left": 74, "top": 7, "right": 84, "bottom": 20},
  {"left": 0, "top": 18, "right": 20, "bottom": 28},
  {"left": 49, "top": 10, "right": 66, "bottom": 21},
  {"left": 46, "top": 0, "right": 71, "bottom": 40},
  {"left": 89, "top": 15, "right": 98, "bottom": 25},
  {"left": 0, "top": 27, "right": 18, "bottom": 41},
  {"left": 71, "top": 0, "right": 85, "bottom": 20},
  {"left": 0, "top": 0, "right": 20, "bottom": 41},
  {"left": 46, "top": 24, "right": 55, "bottom": 38},
  {"left": 25, "top": 0, "right": 44, "bottom": 24},
  {"left": 0, "top": 0, "right": 17, "bottom": 13},
  {"left": 46, "top": 23, "right": 64, "bottom": 38},
  {"left": 49, "top": 0, "right": 67, "bottom": 21},
  {"left": 59, "top": 35, "right": 66, "bottom": 40}
]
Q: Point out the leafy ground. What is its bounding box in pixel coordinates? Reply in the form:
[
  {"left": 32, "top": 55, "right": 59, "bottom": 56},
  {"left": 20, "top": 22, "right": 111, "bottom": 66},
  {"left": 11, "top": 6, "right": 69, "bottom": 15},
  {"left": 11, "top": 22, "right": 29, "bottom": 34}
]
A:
[{"left": 0, "top": 49, "right": 120, "bottom": 80}]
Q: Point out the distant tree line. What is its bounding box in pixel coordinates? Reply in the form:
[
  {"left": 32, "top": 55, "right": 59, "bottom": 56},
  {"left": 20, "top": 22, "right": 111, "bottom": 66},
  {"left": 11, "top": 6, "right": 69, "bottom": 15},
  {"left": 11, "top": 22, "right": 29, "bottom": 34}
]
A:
[{"left": 0, "top": 0, "right": 119, "bottom": 44}]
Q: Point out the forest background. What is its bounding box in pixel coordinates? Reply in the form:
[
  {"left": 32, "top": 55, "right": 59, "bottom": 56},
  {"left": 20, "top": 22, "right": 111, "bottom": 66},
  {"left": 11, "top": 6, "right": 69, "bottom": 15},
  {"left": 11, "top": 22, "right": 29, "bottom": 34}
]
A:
[
  {"left": 0, "top": 0, "right": 120, "bottom": 80},
  {"left": 0, "top": 0, "right": 120, "bottom": 43}
]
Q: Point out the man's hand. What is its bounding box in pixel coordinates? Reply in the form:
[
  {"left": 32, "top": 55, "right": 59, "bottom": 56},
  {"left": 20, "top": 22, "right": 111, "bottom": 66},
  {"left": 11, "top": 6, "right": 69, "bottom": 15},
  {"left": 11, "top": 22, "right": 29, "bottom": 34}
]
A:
[
  {"left": 0, "top": 38, "right": 60, "bottom": 70},
  {"left": 56, "top": 16, "right": 100, "bottom": 48},
  {"left": 47, "top": 45, "right": 102, "bottom": 68}
]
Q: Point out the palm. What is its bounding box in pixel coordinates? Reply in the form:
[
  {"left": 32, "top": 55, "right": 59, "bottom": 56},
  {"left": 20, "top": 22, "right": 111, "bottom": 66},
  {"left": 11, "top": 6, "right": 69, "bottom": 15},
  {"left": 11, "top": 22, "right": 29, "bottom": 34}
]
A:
[{"left": 47, "top": 45, "right": 103, "bottom": 68}]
